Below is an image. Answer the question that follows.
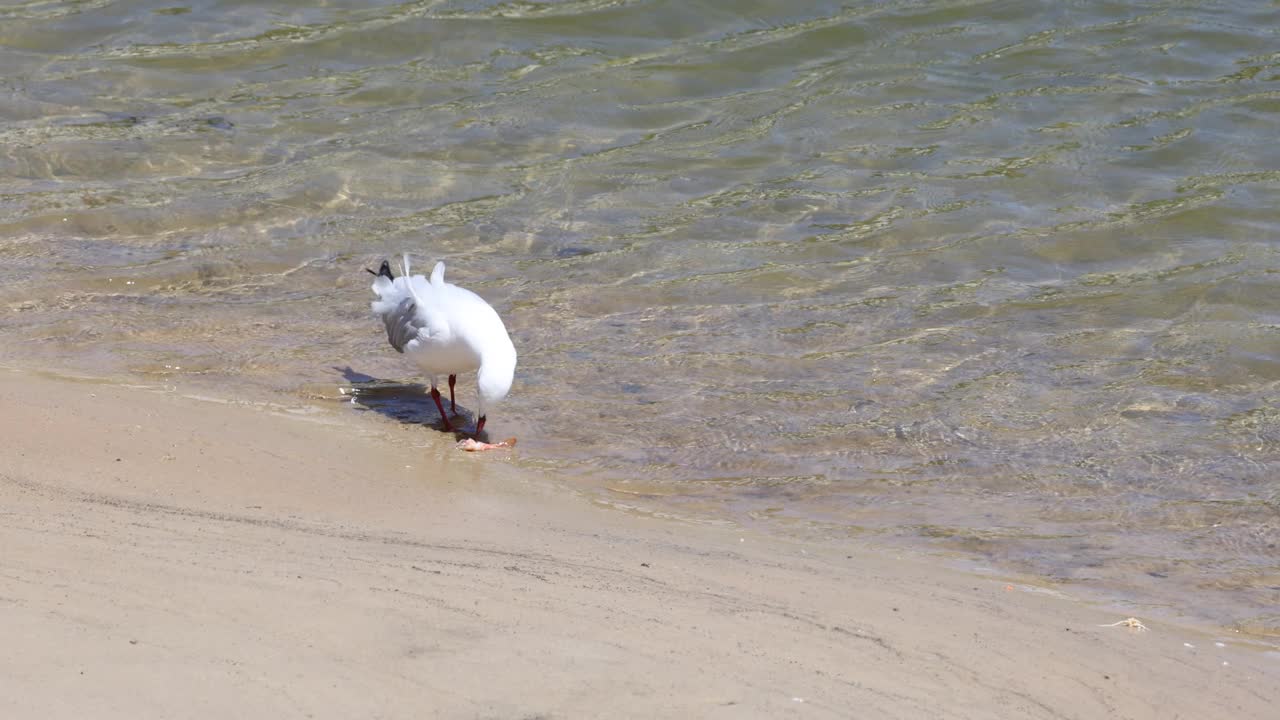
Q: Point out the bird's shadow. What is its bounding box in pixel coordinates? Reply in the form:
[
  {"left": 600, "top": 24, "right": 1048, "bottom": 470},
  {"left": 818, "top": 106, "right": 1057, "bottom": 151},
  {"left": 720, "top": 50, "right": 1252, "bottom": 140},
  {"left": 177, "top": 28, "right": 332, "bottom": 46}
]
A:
[{"left": 334, "top": 366, "right": 478, "bottom": 437}]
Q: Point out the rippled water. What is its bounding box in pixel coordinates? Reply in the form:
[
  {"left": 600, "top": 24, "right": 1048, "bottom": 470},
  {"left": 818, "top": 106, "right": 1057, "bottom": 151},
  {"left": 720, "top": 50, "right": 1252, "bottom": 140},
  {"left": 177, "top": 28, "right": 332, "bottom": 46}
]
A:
[{"left": 2, "top": 0, "right": 1278, "bottom": 634}]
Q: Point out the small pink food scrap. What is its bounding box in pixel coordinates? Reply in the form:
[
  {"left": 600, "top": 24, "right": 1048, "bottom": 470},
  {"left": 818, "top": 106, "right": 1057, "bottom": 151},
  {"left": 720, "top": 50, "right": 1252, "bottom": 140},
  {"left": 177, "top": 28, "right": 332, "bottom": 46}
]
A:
[{"left": 457, "top": 437, "right": 517, "bottom": 452}]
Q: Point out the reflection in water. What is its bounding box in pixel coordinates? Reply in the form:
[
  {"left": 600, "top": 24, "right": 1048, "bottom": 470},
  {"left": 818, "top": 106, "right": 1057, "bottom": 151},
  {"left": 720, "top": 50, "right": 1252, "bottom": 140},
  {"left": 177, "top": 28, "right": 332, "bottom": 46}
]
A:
[{"left": 2, "top": 0, "right": 1278, "bottom": 635}]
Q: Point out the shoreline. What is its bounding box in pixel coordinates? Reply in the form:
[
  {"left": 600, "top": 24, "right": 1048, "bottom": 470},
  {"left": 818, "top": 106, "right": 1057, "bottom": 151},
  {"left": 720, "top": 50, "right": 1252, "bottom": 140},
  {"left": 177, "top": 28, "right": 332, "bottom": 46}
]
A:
[{"left": 2, "top": 368, "right": 1276, "bottom": 718}]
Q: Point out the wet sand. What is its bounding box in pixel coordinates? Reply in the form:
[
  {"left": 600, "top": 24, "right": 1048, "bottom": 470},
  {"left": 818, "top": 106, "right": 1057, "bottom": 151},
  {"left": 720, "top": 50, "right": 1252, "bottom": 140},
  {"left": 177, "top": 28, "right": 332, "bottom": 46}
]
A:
[{"left": 1, "top": 369, "right": 1275, "bottom": 719}]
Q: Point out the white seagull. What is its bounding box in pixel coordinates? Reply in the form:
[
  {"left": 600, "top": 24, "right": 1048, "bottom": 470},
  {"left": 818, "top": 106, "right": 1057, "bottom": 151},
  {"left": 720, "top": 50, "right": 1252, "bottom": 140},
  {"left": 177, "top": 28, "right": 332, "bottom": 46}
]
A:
[{"left": 369, "top": 254, "right": 516, "bottom": 438}]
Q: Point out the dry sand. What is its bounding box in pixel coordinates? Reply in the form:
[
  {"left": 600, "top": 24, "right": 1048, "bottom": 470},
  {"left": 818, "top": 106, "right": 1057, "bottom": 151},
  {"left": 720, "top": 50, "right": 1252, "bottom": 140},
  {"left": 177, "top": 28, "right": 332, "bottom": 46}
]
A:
[{"left": 1, "top": 369, "right": 1276, "bottom": 719}]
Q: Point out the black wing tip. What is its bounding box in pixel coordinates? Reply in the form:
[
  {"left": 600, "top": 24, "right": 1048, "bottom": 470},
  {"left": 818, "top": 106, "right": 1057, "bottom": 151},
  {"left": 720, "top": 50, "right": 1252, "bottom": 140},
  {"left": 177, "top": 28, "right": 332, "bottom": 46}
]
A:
[{"left": 365, "top": 260, "right": 395, "bottom": 279}]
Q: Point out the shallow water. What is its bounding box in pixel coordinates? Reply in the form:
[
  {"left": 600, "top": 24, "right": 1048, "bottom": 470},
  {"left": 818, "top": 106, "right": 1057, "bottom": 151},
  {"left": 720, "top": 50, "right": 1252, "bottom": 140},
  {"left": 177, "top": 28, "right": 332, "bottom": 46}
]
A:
[{"left": 2, "top": 0, "right": 1278, "bottom": 634}]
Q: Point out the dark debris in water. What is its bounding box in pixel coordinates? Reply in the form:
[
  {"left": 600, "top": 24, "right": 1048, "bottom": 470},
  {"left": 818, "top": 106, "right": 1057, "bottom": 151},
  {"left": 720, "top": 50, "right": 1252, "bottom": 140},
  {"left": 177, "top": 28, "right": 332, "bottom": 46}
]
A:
[
  {"left": 77, "top": 112, "right": 233, "bottom": 132},
  {"left": 103, "top": 113, "right": 143, "bottom": 126}
]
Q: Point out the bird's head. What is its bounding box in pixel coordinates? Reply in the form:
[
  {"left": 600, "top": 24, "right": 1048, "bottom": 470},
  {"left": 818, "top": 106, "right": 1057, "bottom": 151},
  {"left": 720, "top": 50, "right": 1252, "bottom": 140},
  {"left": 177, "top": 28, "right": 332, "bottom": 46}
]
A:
[{"left": 474, "top": 350, "right": 516, "bottom": 434}]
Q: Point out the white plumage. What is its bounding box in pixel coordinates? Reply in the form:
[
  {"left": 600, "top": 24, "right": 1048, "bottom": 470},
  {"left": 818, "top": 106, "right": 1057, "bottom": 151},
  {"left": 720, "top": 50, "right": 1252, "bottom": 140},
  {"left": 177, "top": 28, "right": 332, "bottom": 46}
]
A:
[{"left": 370, "top": 254, "right": 516, "bottom": 435}]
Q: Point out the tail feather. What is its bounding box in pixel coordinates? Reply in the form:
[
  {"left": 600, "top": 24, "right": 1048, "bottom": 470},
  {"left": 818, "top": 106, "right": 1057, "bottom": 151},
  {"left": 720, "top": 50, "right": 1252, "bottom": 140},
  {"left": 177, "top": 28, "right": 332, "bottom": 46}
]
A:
[
  {"left": 370, "top": 255, "right": 414, "bottom": 318},
  {"left": 370, "top": 253, "right": 429, "bottom": 318},
  {"left": 402, "top": 253, "right": 424, "bottom": 305},
  {"left": 364, "top": 260, "right": 395, "bottom": 279}
]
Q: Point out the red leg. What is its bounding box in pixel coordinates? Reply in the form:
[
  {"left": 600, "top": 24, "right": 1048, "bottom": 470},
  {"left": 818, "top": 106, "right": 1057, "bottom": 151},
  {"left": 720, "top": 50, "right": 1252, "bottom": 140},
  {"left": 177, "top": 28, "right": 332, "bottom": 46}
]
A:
[
  {"left": 475, "top": 415, "right": 486, "bottom": 436},
  {"left": 448, "top": 374, "right": 456, "bottom": 412},
  {"left": 429, "top": 387, "right": 455, "bottom": 432}
]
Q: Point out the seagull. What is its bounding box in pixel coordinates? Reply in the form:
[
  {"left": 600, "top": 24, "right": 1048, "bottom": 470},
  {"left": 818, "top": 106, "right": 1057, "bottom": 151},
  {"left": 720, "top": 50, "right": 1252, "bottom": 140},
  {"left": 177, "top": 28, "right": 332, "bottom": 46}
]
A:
[{"left": 368, "top": 254, "right": 516, "bottom": 437}]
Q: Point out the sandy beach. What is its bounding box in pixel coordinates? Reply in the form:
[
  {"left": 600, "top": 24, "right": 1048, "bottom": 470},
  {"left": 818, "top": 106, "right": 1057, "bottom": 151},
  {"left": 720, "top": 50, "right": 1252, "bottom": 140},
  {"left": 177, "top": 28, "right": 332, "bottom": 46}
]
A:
[{"left": 1, "top": 368, "right": 1275, "bottom": 719}]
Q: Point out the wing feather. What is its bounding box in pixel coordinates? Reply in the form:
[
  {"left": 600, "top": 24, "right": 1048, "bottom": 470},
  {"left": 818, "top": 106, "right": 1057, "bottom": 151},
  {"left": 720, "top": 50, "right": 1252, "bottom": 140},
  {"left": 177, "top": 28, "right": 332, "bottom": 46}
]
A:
[{"left": 381, "top": 296, "right": 421, "bottom": 353}]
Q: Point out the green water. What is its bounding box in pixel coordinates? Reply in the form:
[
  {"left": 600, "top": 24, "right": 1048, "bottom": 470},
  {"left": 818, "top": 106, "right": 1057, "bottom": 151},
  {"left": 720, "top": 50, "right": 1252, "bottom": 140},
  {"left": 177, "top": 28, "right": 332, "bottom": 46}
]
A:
[{"left": 2, "top": 0, "right": 1278, "bottom": 636}]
